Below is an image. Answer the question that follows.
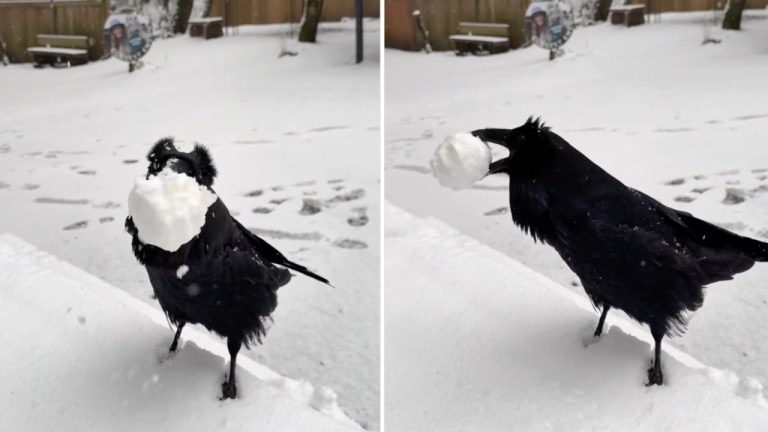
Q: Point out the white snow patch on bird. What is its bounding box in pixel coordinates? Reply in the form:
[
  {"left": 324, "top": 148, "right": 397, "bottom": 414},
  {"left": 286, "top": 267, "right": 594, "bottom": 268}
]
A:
[
  {"left": 128, "top": 168, "right": 217, "bottom": 252},
  {"left": 176, "top": 265, "right": 189, "bottom": 279},
  {"left": 430, "top": 133, "right": 491, "bottom": 190}
]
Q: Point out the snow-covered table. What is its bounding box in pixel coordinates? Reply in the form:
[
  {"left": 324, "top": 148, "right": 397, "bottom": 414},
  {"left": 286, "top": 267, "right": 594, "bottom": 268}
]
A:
[
  {"left": 189, "top": 17, "right": 224, "bottom": 39},
  {"left": 449, "top": 22, "right": 510, "bottom": 55},
  {"left": 610, "top": 4, "right": 646, "bottom": 27},
  {"left": 26, "top": 34, "right": 90, "bottom": 67}
]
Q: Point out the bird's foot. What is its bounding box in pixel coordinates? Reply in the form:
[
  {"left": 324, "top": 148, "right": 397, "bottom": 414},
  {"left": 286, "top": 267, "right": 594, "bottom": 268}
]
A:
[
  {"left": 220, "top": 377, "right": 237, "bottom": 400},
  {"left": 646, "top": 365, "right": 664, "bottom": 386},
  {"left": 169, "top": 339, "right": 180, "bottom": 353},
  {"left": 156, "top": 342, "right": 179, "bottom": 364},
  {"left": 582, "top": 331, "right": 602, "bottom": 348}
]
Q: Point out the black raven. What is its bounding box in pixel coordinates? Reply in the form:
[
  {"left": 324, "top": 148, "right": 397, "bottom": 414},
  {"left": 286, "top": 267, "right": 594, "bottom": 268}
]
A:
[
  {"left": 472, "top": 117, "right": 768, "bottom": 385},
  {"left": 125, "top": 138, "right": 329, "bottom": 399}
]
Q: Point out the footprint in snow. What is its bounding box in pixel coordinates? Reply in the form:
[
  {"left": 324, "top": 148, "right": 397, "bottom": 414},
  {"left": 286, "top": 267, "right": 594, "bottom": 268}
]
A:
[
  {"left": 93, "top": 201, "right": 121, "bottom": 209},
  {"left": 674, "top": 196, "right": 695, "bottom": 203},
  {"left": 392, "top": 164, "right": 431, "bottom": 175},
  {"left": 36, "top": 197, "right": 89, "bottom": 205},
  {"left": 484, "top": 207, "right": 509, "bottom": 216},
  {"left": 63, "top": 221, "right": 88, "bottom": 231},
  {"left": 665, "top": 178, "right": 685, "bottom": 186},
  {"left": 347, "top": 207, "right": 368, "bottom": 227},
  {"left": 332, "top": 239, "right": 367, "bottom": 249}
]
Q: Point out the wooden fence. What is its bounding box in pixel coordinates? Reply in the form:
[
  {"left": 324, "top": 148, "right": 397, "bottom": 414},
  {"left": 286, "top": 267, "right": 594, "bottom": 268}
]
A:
[
  {"left": 385, "top": 0, "right": 768, "bottom": 52},
  {"left": 209, "top": 0, "right": 380, "bottom": 27},
  {"left": 0, "top": 0, "right": 110, "bottom": 63},
  {"left": 644, "top": 0, "right": 767, "bottom": 12}
]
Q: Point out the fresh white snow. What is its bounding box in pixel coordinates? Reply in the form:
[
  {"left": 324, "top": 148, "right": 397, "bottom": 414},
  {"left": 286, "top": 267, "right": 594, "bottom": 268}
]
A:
[
  {"left": 0, "top": 20, "right": 380, "bottom": 430},
  {"left": 177, "top": 264, "right": 190, "bottom": 279},
  {"left": 0, "top": 233, "right": 360, "bottom": 431},
  {"left": 430, "top": 133, "right": 491, "bottom": 190},
  {"left": 385, "top": 203, "right": 768, "bottom": 431},
  {"left": 128, "top": 168, "right": 218, "bottom": 251},
  {"left": 385, "top": 10, "right": 768, "bottom": 407}
]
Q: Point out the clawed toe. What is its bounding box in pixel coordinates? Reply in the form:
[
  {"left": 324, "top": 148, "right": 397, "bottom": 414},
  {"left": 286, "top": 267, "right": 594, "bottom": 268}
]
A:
[{"left": 220, "top": 377, "right": 237, "bottom": 400}]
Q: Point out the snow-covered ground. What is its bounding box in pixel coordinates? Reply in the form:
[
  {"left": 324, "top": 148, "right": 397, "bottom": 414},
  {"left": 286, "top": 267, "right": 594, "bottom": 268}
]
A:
[
  {"left": 0, "top": 233, "right": 360, "bottom": 431},
  {"left": 385, "top": 204, "right": 768, "bottom": 431},
  {"left": 385, "top": 8, "right": 768, "bottom": 412},
  {"left": 0, "top": 20, "right": 379, "bottom": 430}
]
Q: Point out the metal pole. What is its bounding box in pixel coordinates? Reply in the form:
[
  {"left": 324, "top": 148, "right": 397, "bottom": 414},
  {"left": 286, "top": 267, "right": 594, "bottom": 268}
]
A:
[{"left": 355, "top": 0, "right": 363, "bottom": 63}]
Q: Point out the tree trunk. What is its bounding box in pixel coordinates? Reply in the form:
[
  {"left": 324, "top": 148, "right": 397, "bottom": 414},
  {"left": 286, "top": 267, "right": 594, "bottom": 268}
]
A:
[
  {"left": 299, "top": 0, "right": 325, "bottom": 43},
  {"left": 173, "top": 0, "right": 194, "bottom": 34},
  {"left": 722, "top": 0, "right": 747, "bottom": 30},
  {"left": 594, "top": 0, "right": 612, "bottom": 22}
]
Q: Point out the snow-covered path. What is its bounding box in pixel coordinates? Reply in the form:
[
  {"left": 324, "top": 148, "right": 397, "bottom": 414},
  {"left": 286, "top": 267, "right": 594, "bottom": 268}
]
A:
[
  {"left": 0, "top": 233, "right": 360, "bottom": 431},
  {"left": 385, "top": 10, "right": 768, "bottom": 401},
  {"left": 385, "top": 204, "right": 768, "bottom": 431},
  {"left": 0, "top": 21, "right": 379, "bottom": 429}
]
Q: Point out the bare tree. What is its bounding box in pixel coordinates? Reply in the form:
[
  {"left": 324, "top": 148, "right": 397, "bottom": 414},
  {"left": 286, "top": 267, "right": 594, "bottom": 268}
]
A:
[
  {"left": 299, "top": 0, "right": 325, "bottom": 43},
  {"left": 594, "top": 0, "right": 612, "bottom": 22},
  {"left": 722, "top": 0, "right": 747, "bottom": 30}
]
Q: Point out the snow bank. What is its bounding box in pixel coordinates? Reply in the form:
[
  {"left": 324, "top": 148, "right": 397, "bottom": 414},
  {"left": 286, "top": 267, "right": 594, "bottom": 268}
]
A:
[
  {"left": 430, "top": 133, "right": 491, "bottom": 190},
  {"left": 128, "top": 168, "right": 217, "bottom": 251},
  {"left": 0, "top": 233, "right": 360, "bottom": 431},
  {"left": 385, "top": 203, "right": 768, "bottom": 431}
]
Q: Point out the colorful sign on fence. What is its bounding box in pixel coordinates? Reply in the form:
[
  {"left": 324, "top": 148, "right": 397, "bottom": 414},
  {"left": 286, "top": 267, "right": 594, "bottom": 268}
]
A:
[
  {"left": 524, "top": 1, "right": 574, "bottom": 50},
  {"left": 103, "top": 11, "right": 152, "bottom": 63}
]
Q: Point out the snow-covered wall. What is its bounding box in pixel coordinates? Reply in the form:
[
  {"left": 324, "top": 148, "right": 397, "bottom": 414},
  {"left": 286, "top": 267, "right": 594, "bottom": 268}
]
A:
[
  {"left": 0, "top": 233, "right": 360, "bottom": 431},
  {"left": 385, "top": 203, "right": 768, "bottom": 431}
]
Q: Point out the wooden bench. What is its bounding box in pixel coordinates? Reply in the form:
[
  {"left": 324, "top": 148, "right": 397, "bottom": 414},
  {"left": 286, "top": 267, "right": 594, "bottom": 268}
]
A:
[
  {"left": 449, "top": 22, "right": 510, "bottom": 56},
  {"left": 610, "top": 4, "right": 646, "bottom": 27},
  {"left": 189, "top": 17, "right": 224, "bottom": 39},
  {"left": 26, "top": 34, "right": 90, "bottom": 67}
]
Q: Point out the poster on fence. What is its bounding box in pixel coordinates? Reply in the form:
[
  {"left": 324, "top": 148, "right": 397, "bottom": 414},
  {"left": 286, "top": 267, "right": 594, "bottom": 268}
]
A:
[
  {"left": 103, "top": 11, "right": 152, "bottom": 63},
  {"left": 524, "top": 1, "right": 574, "bottom": 50}
]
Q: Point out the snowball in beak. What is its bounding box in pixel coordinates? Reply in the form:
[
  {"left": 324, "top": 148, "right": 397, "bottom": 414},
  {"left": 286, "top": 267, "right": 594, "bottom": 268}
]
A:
[{"left": 471, "top": 128, "right": 515, "bottom": 176}]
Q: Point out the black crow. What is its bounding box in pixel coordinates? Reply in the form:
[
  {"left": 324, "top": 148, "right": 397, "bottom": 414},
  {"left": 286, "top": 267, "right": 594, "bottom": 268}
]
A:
[
  {"left": 125, "top": 138, "right": 329, "bottom": 399},
  {"left": 472, "top": 117, "right": 768, "bottom": 385}
]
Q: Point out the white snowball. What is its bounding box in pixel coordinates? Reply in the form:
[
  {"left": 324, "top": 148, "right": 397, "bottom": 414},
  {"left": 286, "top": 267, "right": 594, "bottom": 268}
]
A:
[
  {"left": 430, "top": 133, "right": 491, "bottom": 190},
  {"left": 128, "top": 168, "right": 217, "bottom": 252}
]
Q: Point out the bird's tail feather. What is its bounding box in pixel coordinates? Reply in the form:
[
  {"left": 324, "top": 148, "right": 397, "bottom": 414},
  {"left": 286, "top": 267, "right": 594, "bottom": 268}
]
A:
[
  {"left": 677, "top": 210, "right": 768, "bottom": 261},
  {"left": 280, "top": 260, "right": 331, "bottom": 286}
]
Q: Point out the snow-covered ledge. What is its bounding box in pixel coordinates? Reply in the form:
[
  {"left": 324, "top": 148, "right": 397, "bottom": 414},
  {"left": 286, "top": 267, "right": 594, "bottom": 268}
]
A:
[
  {"left": 385, "top": 203, "right": 768, "bottom": 430},
  {"left": 0, "top": 233, "right": 360, "bottom": 431}
]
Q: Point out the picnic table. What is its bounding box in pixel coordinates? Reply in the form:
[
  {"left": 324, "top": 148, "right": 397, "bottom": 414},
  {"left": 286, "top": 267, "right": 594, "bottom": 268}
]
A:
[
  {"left": 449, "top": 22, "right": 510, "bottom": 56},
  {"left": 189, "top": 17, "right": 224, "bottom": 39},
  {"left": 26, "top": 34, "right": 90, "bottom": 67}
]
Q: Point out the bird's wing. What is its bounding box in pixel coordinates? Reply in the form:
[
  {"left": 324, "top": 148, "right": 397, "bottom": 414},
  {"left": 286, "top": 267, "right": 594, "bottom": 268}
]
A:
[
  {"left": 231, "top": 216, "right": 331, "bottom": 285},
  {"left": 562, "top": 199, "right": 707, "bottom": 333}
]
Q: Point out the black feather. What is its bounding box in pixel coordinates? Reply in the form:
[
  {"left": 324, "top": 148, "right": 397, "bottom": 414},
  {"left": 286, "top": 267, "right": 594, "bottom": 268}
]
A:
[{"left": 192, "top": 144, "right": 217, "bottom": 187}]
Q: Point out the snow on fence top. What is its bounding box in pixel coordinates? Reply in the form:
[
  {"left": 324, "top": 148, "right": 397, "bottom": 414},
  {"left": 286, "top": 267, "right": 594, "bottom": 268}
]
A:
[
  {"left": 0, "top": 233, "right": 360, "bottom": 431},
  {"left": 385, "top": 203, "right": 768, "bottom": 431}
]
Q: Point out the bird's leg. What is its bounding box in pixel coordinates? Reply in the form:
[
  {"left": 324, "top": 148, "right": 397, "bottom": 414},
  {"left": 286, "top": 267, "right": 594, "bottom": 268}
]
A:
[
  {"left": 169, "top": 321, "right": 186, "bottom": 352},
  {"left": 647, "top": 326, "right": 665, "bottom": 386},
  {"left": 221, "top": 337, "right": 241, "bottom": 400},
  {"left": 593, "top": 305, "right": 610, "bottom": 337}
]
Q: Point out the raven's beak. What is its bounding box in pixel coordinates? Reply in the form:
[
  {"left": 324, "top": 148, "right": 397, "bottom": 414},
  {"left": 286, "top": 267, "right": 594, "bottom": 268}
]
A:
[
  {"left": 471, "top": 128, "right": 513, "bottom": 147},
  {"left": 487, "top": 157, "right": 512, "bottom": 175},
  {"left": 472, "top": 128, "right": 514, "bottom": 176}
]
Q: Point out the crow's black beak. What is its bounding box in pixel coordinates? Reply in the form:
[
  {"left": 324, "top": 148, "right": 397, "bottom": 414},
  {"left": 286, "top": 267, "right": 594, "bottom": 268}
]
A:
[
  {"left": 487, "top": 157, "right": 512, "bottom": 175},
  {"left": 472, "top": 128, "right": 515, "bottom": 176},
  {"left": 471, "top": 128, "right": 513, "bottom": 147}
]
